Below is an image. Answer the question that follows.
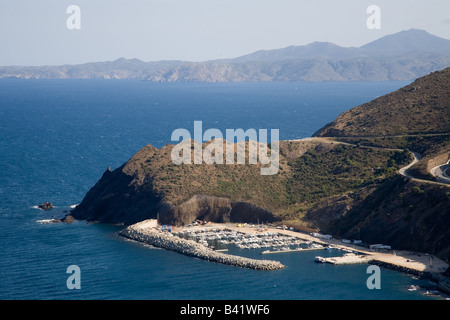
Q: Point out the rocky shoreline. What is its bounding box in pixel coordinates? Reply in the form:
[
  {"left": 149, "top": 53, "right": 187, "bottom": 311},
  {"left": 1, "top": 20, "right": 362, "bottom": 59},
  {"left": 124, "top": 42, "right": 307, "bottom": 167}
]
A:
[
  {"left": 119, "top": 225, "right": 284, "bottom": 271},
  {"left": 369, "top": 259, "right": 427, "bottom": 278}
]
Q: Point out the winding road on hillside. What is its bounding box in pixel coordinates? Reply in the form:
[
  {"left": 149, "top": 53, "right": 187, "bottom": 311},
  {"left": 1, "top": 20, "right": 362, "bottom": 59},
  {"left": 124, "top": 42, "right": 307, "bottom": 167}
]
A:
[
  {"left": 398, "top": 151, "right": 450, "bottom": 186},
  {"left": 430, "top": 160, "right": 450, "bottom": 184},
  {"left": 292, "top": 136, "right": 450, "bottom": 187}
]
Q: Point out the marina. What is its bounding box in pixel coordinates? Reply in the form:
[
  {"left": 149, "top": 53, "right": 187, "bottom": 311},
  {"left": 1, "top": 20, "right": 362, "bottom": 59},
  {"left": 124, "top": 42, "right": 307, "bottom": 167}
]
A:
[
  {"left": 172, "top": 225, "right": 324, "bottom": 252},
  {"left": 171, "top": 222, "right": 448, "bottom": 276},
  {"left": 120, "top": 221, "right": 285, "bottom": 270},
  {"left": 177, "top": 222, "right": 449, "bottom": 290},
  {"left": 120, "top": 220, "right": 450, "bottom": 295}
]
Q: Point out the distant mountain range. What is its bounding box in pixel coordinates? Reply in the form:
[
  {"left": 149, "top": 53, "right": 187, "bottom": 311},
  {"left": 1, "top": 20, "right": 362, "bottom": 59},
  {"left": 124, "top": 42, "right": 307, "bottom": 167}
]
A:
[{"left": 2, "top": 29, "right": 450, "bottom": 82}]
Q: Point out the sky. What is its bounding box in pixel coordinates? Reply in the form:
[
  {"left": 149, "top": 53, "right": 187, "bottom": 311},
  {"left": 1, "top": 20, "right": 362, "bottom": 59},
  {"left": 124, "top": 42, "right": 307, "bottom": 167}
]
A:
[{"left": 1, "top": 0, "right": 450, "bottom": 66}]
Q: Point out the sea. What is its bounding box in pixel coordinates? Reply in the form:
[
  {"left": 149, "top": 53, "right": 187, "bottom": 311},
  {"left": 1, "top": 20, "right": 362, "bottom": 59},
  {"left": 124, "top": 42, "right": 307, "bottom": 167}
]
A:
[{"left": 0, "top": 79, "right": 444, "bottom": 300}]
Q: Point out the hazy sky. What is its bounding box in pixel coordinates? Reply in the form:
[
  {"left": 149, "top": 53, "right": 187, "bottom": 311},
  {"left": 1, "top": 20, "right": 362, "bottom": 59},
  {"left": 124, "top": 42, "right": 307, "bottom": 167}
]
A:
[{"left": 1, "top": 0, "right": 450, "bottom": 66}]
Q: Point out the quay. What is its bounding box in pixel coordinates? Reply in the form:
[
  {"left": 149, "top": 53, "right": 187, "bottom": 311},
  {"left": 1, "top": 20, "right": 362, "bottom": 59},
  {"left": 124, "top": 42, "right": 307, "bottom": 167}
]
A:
[
  {"left": 243, "top": 225, "right": 448, "bottom": 276},
  {"left": 262, "top": 246, "right": 326, "bottom": 255},
  {"left": 315, "top": 253, "right": 371, "bottom": 265}
]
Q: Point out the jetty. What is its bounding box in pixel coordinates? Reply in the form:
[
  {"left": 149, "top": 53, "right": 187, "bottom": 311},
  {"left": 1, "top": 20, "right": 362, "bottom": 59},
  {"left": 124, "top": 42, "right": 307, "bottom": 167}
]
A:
[
  {"left": 315, "top": 253, "right": 371, "bottom": 265},
  {"left": 119, "top": 220, "right": 284, "bottom": 271},
  {"left": 262, "top": 246, "right": 326, "bottom": 255}
]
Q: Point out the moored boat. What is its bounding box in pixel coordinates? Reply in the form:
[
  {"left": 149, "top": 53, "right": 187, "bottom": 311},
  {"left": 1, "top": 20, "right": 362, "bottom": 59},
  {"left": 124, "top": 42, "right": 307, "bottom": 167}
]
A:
[{"left": 314, "top": 256, "right": 326, "bottom": 263}]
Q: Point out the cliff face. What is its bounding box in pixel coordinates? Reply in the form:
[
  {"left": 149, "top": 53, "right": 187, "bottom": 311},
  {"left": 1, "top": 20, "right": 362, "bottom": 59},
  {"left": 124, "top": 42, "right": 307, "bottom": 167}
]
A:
[
  {"left": 71, "top": 141, "right": 282, "bottom": 226},
  {"left": 157, "top": 195, "right": 278, "bottom": 226},
  {"left": 71, "top": 167, "right": 280, "bottom": 226},
  {"left": 71, "top": 165, "right": 162, "bottom": 225}
]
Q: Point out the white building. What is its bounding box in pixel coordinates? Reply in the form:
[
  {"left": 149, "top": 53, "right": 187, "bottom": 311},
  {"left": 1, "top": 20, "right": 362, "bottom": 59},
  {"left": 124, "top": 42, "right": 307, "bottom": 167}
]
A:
[
  {"left": 369, "top": 244, "right": 391, "bottom": 250},
  {"left": 312, "top": 233, "right": 332, "bottom": 240}
]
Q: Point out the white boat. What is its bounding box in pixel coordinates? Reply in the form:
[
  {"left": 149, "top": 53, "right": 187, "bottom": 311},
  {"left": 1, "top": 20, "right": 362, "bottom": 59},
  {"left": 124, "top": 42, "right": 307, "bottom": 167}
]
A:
[
  {"left": 314, "top": 256, "right": 326, "bottom": 263},
  {"left": 36, "top": 219, "right": 59, "bottom": 224}
]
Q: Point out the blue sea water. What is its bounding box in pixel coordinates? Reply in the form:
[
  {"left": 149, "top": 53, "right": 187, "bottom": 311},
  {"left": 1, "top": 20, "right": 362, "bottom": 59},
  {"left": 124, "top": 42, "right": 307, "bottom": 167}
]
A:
[{"left": 0, "top": 79, "right": 439, "bottom": 300}]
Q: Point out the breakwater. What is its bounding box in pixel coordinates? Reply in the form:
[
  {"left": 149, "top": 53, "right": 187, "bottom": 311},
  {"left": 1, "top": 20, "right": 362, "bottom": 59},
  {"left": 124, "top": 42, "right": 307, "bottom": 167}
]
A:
[
  {"left": 119, "top": 225, "right": 285, "bottom": 271},
  {"left": 368, "top": 259, "right": 429, "bottom": 278}
]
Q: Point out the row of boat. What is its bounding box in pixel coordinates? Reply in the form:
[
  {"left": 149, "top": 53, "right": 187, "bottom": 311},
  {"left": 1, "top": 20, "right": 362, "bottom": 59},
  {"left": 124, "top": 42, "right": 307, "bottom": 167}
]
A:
[{"left": 172, "top": 227, "right": 321, "bottom": 251}]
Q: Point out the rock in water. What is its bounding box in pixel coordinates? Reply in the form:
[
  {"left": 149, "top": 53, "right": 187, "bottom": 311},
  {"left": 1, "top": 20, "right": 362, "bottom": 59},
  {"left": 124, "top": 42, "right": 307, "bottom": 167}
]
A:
[
  {"left": 38, "top": 202, "right": 53, "bottom": 210},
  {"left": 61, "top": 214, "right": 75, "bottom": 223}
]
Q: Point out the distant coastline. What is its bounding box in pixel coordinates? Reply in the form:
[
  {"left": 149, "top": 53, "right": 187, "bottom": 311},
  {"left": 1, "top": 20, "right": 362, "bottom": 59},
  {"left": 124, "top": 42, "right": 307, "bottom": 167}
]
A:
[{"left": 2, "top": 30, "right": 450, "bottom": 83}]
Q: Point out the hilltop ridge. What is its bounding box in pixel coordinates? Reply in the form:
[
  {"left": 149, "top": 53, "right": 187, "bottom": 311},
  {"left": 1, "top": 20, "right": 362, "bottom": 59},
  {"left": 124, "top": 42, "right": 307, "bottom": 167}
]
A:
[{"left": 315, "top": 67, "right": 450, "bottom": 137}]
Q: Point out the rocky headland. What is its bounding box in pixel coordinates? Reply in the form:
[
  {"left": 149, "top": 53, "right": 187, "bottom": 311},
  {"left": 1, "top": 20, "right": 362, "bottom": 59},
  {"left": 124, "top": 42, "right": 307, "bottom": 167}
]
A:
[{"left": 70, "top": 66, "right": 450, "bottom": 264}]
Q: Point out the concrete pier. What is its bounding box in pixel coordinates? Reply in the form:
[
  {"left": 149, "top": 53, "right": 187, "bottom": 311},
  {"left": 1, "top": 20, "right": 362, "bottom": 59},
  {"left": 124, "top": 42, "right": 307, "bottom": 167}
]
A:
[
  {"left": 262, "top": 247, "right": 326, "bottom": 255},
  {"left": 315, "top": 253, "right": 371, "bottom": 265}
]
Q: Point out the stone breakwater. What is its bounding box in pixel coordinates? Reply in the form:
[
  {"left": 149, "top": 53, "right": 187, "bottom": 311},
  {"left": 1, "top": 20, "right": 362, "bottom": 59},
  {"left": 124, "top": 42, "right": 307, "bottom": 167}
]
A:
[
  {"left": 119, "top": 226, "right": 284, "bottom": 271},
  {"left": 368, "top": 259, "right": 429, "bottom": 278}
]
